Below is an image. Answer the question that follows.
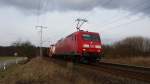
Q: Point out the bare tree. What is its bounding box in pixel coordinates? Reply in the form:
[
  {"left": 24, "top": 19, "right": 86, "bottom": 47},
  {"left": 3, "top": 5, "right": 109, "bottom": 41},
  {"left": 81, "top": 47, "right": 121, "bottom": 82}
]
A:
[{"left": 103, "top": 36, "right": 150, "bottom": 58}]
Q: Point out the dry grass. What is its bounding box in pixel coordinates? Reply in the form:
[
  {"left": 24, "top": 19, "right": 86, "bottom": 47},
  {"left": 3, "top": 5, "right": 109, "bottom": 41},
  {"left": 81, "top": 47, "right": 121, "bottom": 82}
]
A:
[
  {"left": 102, "top": 56, "right": 150, "bottom": 67},
  {"left": 0, "top": 56, "right": 22, "bottom": 62},
  {"left": 0, "top": 57, "right": 92, "bottom": 84},
  {"left": 0, "top": 57, "right": 149, "bottom": 84}
]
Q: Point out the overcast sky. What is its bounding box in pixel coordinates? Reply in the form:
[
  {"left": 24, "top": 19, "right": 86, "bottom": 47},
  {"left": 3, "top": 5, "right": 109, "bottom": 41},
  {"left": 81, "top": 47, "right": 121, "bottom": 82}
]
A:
[{"left": 0, "top": 0, "right": 150, "bottom": 46}]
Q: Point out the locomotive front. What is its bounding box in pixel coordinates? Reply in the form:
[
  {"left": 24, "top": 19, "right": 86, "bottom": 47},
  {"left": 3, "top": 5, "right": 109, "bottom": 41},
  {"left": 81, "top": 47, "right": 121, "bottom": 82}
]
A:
[{"left": 77, "top": 31, "right": 102, "bottom": 62}]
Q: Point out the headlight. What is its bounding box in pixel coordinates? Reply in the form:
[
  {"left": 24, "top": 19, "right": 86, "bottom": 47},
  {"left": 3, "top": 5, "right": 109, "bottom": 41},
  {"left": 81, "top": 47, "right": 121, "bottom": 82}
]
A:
[
  {"left": 95, "top": 45, "right": 101, "bottom": 48},
  {"left": 83, "top": 44, "right": 90, "bottom": 48}
]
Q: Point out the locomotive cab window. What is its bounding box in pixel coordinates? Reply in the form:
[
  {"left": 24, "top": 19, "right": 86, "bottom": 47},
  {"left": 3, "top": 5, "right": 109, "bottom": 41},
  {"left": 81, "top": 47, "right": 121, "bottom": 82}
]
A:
[{"left": 82, "top": 34, "right": 100, "bottom": 41}]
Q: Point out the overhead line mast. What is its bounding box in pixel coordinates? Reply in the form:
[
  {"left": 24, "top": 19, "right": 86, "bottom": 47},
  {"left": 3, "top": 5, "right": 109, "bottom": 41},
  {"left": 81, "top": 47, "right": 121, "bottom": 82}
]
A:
[
  {"left": 36, "top": 26, "right": 47, "bottom": 57},
  {"left": 36, "top": 0, "right": 49, "bottom": 57}
]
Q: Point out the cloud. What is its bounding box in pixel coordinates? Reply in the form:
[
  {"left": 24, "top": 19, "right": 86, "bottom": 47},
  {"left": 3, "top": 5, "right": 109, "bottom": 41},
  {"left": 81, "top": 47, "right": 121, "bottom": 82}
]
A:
[{"left": 0, "top": 0, "right": 150, "bottom": 16}]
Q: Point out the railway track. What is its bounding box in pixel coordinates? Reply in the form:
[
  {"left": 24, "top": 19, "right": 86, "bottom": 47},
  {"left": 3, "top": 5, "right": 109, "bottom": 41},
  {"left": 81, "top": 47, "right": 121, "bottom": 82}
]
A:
[
  {"left": 80, "top": 62, "right": 150, "bottom": 82},
  {"left": 44, "top": 57, "right": 150, "bottom": 83}
]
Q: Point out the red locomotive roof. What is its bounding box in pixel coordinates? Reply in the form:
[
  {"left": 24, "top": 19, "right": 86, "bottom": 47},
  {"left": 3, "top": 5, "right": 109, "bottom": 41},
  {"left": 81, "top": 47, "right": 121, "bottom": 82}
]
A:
[{"left": 72, "top": 30, "right": 100, "bottom": 36}]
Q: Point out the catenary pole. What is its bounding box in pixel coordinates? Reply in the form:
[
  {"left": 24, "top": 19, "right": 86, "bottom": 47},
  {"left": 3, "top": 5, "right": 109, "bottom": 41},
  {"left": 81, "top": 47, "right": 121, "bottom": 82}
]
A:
[{"left": 36, "top": 26, "right": 47, "bottom": 57}]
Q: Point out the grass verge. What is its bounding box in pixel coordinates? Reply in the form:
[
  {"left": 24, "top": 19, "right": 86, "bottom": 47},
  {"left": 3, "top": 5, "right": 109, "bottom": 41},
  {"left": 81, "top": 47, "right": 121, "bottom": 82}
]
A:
[{"left": 0, "top": 57, "right": 149, "bottom": 84}]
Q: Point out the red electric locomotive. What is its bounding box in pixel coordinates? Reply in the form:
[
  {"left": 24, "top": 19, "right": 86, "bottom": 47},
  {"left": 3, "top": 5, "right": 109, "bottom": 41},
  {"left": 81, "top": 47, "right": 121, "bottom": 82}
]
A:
[{"left": 50, "top": 30, "right": 102, "bottom": 63}]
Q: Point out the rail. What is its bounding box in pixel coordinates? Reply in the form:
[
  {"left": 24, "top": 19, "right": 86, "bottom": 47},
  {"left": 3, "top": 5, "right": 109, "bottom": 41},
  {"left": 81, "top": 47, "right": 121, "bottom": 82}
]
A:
[
  {"left": 87, "top": 62, "right": 150, "bottom": 82},
  {"left": 44, "top": 57, "right": 150, "bottom": 82}
]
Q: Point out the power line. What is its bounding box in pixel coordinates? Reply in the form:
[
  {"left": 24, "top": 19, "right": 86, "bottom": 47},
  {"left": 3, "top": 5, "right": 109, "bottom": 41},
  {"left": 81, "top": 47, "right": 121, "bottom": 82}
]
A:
[
  {"left": 97, "top": 2, "right": 150, "bottom": 42},
  {"left": 83, "top": 0, "right": 147, "bottom": 32},
  {"left": 84, "top": 0, "right": 113, "bottom": 21},
  {"left": 100, "top": 5, "right": 150, "bottom": 33},
  {"left": 74, "top": 0, "right": 112, "bottom": 27},
  {"left": 101, "top": 18, "right": 147, "bottom": 41},
  {"left": 36, "top": 0, "right": 42, "bottom": 25},
  {"left": 72, "top": 0, "right": 112, "bottom": 33},
  {"left": 99, "top": 2, "right": 150, "bottom": 29},
  {"left": 101, "top": 17, "right": 142, "bottom": 33},
  {"left": 35, "top": 0, "right": 49, "bottom": 57},
  {"left": 40, "top": 0, "right": 50, "bottom": 26}
]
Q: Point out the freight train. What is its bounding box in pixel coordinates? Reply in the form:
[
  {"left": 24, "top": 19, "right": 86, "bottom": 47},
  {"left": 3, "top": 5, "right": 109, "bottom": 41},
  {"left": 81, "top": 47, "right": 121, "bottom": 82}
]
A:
[{"left": 49, "top": 30, "right": 102, "bottom": 63}]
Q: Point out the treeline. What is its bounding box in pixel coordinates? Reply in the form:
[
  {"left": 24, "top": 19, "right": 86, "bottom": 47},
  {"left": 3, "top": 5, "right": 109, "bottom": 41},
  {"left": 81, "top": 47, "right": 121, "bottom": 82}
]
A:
[
  {"left": 103, "top": 37, "right": 150, "bottom": 58},
  {"left": 1, "top": 37, "right": 150, "bottom": 59},
  {"left": 0, "top": 41, "right": 49, "bottom": 58}
]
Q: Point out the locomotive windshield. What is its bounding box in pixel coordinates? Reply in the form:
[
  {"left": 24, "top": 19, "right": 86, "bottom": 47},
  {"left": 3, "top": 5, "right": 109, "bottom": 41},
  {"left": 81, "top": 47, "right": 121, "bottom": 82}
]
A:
[{"left": 82, "top": 34, "right": 100, "bottom": 41}]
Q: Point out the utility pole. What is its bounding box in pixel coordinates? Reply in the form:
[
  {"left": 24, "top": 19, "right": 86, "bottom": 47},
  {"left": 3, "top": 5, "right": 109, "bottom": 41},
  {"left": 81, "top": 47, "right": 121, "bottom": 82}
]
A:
[
  {"left": 75, "top": 18, "right": 88, "bottom": 31},
  {"left": 36, "top": 26, "right": 47, "bottom": 57}
]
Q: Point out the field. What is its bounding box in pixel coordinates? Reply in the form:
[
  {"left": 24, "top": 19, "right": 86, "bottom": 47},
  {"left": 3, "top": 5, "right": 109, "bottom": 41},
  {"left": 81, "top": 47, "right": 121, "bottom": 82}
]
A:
[
  {"left": 0, "top": 56, "right": 22, "bottom": 62},
  {"left": 0, "top": 57, "right": 149, "bottom": 84}
]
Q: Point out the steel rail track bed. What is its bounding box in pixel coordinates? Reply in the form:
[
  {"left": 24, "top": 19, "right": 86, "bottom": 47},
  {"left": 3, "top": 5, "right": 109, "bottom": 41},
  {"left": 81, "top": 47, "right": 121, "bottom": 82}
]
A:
[{"left": 86, "top": 62, "right": 150, "bottom": 82}]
